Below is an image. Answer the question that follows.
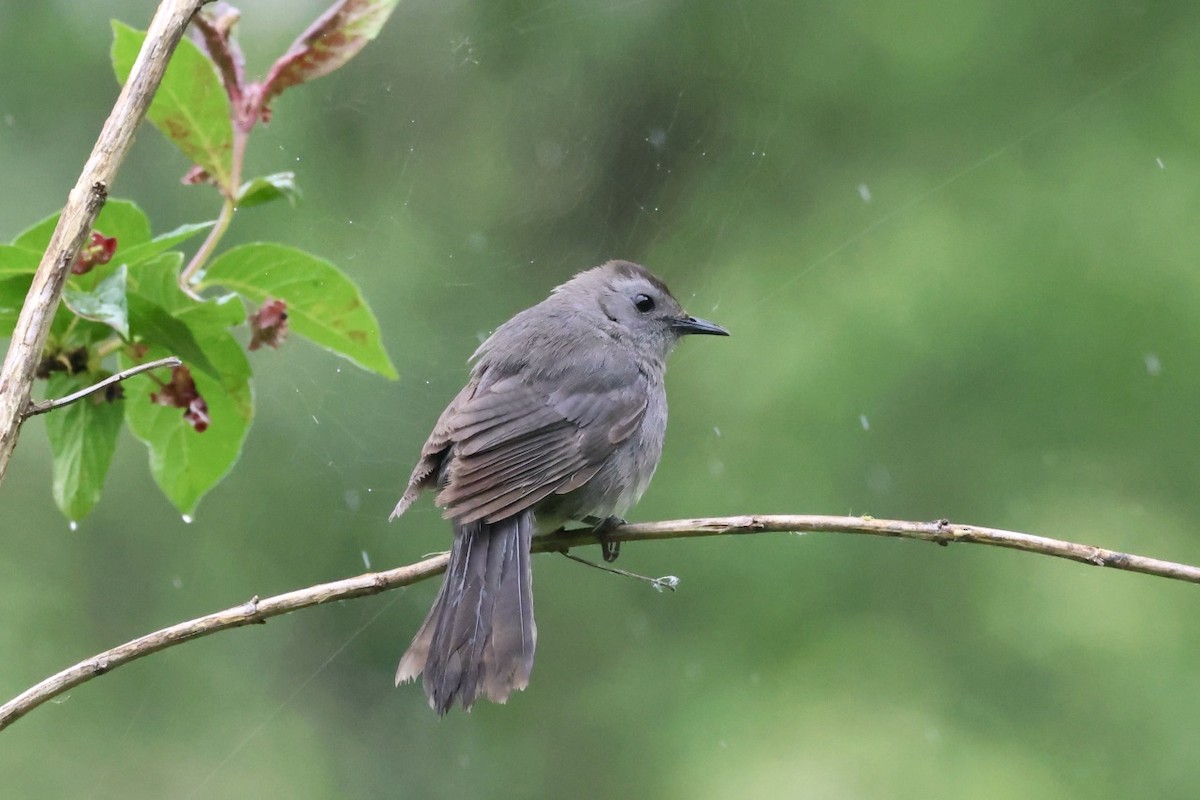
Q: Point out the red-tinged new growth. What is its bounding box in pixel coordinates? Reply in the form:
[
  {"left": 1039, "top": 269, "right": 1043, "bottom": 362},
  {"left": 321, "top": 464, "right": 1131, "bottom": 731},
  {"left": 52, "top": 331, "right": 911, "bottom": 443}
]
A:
[
  {"left": 72, "top": 232, "right": 117, "bottom": 276},
  {"left": 151, "top": 365, "right": 210, "bottom": 432},
  {"left": 257, "top": 0, "right": 398, "bottom": 122},
  {"left": 177, "top": 0, "right": 399, "bottom": 287},
  {"left": 249, "top": 298, "right": 289, "bottom": 351},
  {"left": 181, "top": 165, "right": 213, "bottom": 186},
  {"left": 190, "top": 0, "right": 399, "bottom": 131},
  {"left": 188, "top": 2, "right": 254, "bottom": 131}
]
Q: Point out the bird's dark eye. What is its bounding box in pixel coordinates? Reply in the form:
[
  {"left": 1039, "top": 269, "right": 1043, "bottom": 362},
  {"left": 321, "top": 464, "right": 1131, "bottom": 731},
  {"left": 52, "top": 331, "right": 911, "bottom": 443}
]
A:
[{"left": 633, "top": 294, "right": 656, "bottom": 313}]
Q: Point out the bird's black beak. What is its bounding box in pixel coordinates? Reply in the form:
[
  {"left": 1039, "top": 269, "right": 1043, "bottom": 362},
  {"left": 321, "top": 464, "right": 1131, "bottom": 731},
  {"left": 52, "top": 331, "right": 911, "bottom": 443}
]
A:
[{"left": 672, "top": 315, "right": 729, "bottom": 337}]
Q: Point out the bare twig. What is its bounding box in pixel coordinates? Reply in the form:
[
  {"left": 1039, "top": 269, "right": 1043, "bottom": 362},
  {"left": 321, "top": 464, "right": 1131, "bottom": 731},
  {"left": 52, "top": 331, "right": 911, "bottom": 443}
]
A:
[
  {"left": 0, "top": 0, "right": 207, "bottom": 486},
  {"left": 2, "top": 513, "right": 1197, "bottom": 731},
  {"left": 23, "top": 357, "right": 181, "bottom": 418}
]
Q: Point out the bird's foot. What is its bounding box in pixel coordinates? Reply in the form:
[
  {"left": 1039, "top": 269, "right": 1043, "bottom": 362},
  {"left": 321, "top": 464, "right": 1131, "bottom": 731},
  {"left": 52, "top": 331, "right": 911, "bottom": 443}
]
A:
[{"left": 584, "top": 515, "right": 626, "bottom": 563}]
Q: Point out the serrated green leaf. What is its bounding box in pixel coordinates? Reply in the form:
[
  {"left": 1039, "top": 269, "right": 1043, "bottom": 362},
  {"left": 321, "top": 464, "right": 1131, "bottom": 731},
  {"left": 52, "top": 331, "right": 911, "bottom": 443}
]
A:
[
  {"left": 121, "top": 320, "right": 252, "bottom": 516},
  {"left": 62, "top": 264, "right": 129, "bottom": 338},
  {"left": 236, "top": 172, "right": 302, "bottom": 209},
  {"left": 12, "top": 199, "right": 151, "bottom": 254},
  {"left": 127, "top": 293, "right": 218, "bottom": 378},
  {"left": 43, "top": 372, "right": 125, "bottom": 521},
  {"left": 0, "top": 274, "right": 33, "bottom": 330},
  {"left": 200, "top": 243, "right": 397, "bottom": 379},
  {"left": 0, "top": 245, "right": 39, "bottom": 276},
  {"left": 118, "top": 221, "right": 215, "bottom": 267},
  {"left": 112, "top": 22, "right": 234, "bottom": 191}
]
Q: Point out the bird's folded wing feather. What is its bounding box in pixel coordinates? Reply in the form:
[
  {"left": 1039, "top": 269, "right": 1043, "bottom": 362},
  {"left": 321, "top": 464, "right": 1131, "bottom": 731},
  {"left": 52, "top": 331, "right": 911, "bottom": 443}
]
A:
[{"left": 421, "top": 369, "right": 648, "bottom": 523}]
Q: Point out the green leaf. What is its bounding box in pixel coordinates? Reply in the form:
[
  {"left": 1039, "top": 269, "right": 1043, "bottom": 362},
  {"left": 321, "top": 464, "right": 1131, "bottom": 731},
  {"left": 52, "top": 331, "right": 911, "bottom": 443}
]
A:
[
  {"left": 236, "top": 172, "right": 302, "bottom": 209},
  {"left": 118, "top": 221, "right": 215, "bottom": 267},
  {"left": 121, "top": 316, "right": 252, "bottom": 516},
  {"left": 97, "top": 200, "right": 154, "bottom": 249},
  {"left": 12, "top": 199, "right": 152, "bottom": 254},
  {"left": 127, "top": 293, "right": 218, "bottom": 378},
  {"left": 201, "top": 243, "right": 397, "bottom": 378},
  {"left": 112, "top": 22, "right": 234, "bottom": 191},
  {"left": 126, "top": 251, "right": 191, "bottom": 311},
  {"left": 48, "top": 301, "right": 111, "bottom": 348},
  {"left": 129, "top": 252, "right": 246, "bottom": 327},
  {"left": 43, "top": 372, "right": 125, "bottom": 521},
  {"left": 11, "top": 213, "right": 58, "bottom": 252},
  {"left": 0, "top": 274, "right": 33, "bottom": 330},
  {"left": 0, "top": 245, "right": 39, "bottom": 276},
  {"left": 62, "top": 264, "right": 129, "bottom": 338}
]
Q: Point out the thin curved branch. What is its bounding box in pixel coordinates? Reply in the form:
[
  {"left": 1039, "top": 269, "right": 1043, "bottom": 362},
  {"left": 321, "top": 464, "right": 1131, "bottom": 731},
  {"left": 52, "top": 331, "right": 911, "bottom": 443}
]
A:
[
  {"left": 2, "top": 514, "right": 1196, "bottom": 731},
  {"left": 23, "top": 357, "right": 181, "bottom": 418},
  {"left": 0, "top": 0, "right": 207, "bottom": 485}
]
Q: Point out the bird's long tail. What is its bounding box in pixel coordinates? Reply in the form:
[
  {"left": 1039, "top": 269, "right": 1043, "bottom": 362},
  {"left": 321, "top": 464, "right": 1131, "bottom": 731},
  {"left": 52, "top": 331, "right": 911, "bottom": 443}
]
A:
[{"left": 395, "top": 510, "right": 536, "bottom": 714}]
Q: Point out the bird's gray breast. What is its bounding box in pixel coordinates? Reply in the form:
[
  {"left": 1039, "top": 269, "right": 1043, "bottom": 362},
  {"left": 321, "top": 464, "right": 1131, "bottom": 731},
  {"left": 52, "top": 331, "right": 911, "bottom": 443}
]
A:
[{"left": 539, "top": 370, "right": 667, "bottom": 527}]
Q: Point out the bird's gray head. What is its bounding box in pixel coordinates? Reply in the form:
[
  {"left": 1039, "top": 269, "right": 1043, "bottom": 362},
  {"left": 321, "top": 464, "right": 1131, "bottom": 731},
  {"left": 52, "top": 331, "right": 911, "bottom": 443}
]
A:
[{"left": 554, "top": 260, "right": 728, "bottom": 363}]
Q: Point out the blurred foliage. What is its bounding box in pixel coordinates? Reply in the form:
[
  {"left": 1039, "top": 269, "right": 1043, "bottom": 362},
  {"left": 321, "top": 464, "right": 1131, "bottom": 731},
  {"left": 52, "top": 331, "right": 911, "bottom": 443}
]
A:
[
  {"left": 5, "top": 5, "right": 400, "bottom": 519},
  {"left": 3, "top": 0, "right": 1200, "bottom": 797}
]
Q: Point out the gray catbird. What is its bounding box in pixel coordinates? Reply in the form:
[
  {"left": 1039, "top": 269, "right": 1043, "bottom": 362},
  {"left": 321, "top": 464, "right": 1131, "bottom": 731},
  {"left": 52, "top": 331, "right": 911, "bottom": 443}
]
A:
[{"left": 391, "top": 260, "right": 727, "bottom": 714}]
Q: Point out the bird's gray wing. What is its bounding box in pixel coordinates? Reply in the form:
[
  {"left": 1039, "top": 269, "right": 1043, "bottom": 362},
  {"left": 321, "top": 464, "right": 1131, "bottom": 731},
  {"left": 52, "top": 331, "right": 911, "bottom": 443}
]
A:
[
  {"left": 425, "top": 368, "right": 648, "bottom": 524},
  {"left": 391, "top": 378, "right": 480, "bottom": 520}
]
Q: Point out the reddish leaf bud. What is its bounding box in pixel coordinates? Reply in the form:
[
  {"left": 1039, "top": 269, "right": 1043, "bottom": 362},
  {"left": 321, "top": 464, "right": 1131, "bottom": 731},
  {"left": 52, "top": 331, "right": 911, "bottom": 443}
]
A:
[
  {"left": 72, "top": 232, "right": 117, "bottom": 276},
  {"left": 249, "top": 297, "right": 289, "bottom": 351},
  {"left": 182, "top": 165, "right": 213, "bottom": 185},
  {"left": 151, "top": 365, "right": 210, "bottom": 432}
]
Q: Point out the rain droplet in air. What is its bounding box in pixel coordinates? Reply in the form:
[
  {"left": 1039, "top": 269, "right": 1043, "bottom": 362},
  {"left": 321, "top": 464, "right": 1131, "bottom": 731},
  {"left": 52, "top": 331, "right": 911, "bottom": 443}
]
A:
[
  {"left": 867, "top": 465, "right": 892, "bottom": 494},
  {"left": 859, "top": 414, "right": 870, "bottom": 431},
  {"left": 857, "top": 183, "right": 872, "bottom": 203},
  {"left": 1144, "top": 353, "right": 1162, "bottom": 377},
  {"left": 362, "top": 550, "right": 372, "bottom": 569}
]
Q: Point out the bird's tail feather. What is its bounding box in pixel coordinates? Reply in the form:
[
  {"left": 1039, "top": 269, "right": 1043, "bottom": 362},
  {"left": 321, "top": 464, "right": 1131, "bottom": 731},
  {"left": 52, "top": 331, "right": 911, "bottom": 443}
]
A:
[{"left": 395, "top": 510, "right": 536, "bottom": 714}]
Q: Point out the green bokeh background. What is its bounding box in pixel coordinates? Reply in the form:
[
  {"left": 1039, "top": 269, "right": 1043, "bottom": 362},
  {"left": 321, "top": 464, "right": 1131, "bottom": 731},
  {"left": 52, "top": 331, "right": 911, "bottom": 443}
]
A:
[{"left": 4, "top": 1, "right": 1200, "bottom": 796}]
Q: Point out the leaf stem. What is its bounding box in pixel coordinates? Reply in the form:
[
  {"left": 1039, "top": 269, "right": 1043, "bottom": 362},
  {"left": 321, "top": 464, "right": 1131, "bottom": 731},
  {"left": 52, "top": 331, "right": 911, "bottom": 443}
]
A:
[
  {"left": 178, "top": 125, "right": 249, "bottom": 296},
  {"left": 179, "top": 197, "right": 234, "bottom": 297},
  {"left": 93, "top": 338, "right": 125, "bottom": 359}
]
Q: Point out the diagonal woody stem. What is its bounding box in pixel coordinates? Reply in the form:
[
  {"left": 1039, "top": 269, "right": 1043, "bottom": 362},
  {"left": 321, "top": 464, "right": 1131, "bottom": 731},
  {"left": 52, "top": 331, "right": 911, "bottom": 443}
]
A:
[{"left": 0, "top": 0, "right": 209, "bottom": 486}]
